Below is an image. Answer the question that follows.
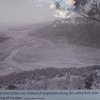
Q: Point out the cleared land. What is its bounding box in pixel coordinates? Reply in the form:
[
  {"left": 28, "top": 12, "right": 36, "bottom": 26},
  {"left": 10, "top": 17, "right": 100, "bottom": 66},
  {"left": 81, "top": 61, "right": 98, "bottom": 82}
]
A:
[{"left": 0, "top": 18, "right": 100, "bottom": 74}]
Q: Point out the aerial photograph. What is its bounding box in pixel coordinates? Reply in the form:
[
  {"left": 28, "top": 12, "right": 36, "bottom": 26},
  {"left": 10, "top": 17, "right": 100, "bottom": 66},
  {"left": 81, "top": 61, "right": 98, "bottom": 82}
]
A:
[{"left": 0, "top": 0, "right": 100, "bottom": 90}]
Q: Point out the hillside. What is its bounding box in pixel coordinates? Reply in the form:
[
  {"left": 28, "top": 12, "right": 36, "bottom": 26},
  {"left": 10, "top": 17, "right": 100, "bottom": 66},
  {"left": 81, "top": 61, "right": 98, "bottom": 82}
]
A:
[
  {"left": 0, "top": 0, "right": 100, "bottom": 90},
  {"left": 0, "top": 18, "right": 100, "bottom": 76}
]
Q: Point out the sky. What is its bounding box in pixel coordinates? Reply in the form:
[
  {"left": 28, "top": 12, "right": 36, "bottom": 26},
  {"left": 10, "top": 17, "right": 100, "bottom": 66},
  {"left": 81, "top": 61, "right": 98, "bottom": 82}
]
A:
[
  {"left": 0, "top": 0, "right": 55, "bottom": 26},
  {"left": 0, "top": 0, "right": 75, "bottom": 26}
]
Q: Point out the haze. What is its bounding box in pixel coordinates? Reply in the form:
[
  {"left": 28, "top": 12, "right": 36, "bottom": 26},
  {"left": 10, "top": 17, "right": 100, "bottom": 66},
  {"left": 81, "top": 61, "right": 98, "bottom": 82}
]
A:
[{"left": 0, "top": 0, "right": 54, "bottom": 26}]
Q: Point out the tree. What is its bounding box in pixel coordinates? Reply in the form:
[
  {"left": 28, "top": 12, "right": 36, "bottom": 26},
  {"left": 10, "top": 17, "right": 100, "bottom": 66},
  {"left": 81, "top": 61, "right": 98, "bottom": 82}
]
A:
[
  {"left": 74, "top": 0, "right": 100, "bottom": 22},
  {"left": 55, "top": 1, "right": 61, "bottom": 10}
]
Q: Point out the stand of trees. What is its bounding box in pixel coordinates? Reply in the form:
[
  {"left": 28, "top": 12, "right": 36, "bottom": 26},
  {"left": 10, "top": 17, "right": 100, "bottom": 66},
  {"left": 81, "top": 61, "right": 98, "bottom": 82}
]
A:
[
  {"left": 54, "top": 0, "right": 100, "bottom": 21},
  {"left": 74, "top": 0, "right": 100, "bottom": 22}
]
